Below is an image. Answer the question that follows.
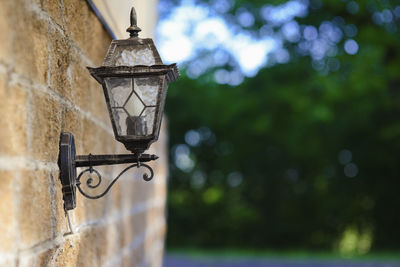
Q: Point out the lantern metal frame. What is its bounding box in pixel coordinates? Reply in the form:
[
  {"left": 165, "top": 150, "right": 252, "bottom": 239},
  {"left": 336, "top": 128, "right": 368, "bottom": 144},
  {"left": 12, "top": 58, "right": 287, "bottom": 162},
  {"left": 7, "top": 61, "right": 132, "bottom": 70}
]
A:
[
  {"left": 88, "top": 64, "right": 178, "bottom": 154},
  {"left": 58, "top": 6, "right": 178, "bottom": 210}
]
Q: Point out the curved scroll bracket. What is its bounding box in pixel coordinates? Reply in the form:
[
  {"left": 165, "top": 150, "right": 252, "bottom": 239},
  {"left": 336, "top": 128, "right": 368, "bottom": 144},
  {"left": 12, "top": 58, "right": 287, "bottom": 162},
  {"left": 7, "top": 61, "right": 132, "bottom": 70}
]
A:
[
  {"left": 76, "top": 163, "right": 154, "bottom": 199},
  {"left": 57, "top": 132, "right": 158, "bottom": 211}
]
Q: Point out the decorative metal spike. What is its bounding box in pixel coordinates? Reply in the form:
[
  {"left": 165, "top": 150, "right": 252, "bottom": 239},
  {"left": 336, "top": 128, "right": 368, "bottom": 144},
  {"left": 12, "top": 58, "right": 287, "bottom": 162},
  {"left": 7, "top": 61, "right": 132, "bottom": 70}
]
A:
[
  {"left": 126, "top": 7, "right": 142, "bottom": 37},
  {"left": 130, "top": 7, "right": 137, "bottom": 27}
]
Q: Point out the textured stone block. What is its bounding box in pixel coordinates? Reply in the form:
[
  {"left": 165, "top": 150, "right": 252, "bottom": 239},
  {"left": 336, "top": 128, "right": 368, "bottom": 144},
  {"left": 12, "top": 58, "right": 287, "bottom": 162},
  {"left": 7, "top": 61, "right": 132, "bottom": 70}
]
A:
[
  {"left": 75, "top": 226, "right": 107, "bottom": 266},
  {"left": 40, "top": 0, "right": 64, "bottom": 28},
  {"left": 131, "top": 178, "right": 155, "bottom": 206},
  {"left": 80, "top": 117, "right": 100, "bottom": 154},
  {"left": 88, "top": 79, "right": 110, "bottom": 126},
  {"left": 153, "top": 183, "right": 167, "bottom": 203},
  {"left": 16, "top": 170, "right": 52, "bottom": 249},
  {"left": 102, "top": 222, "right": 121, "bottom": 261},
  {"left": 41, "top": 235, "right": 80, "bottom": 267},
  {"left": 51, "top": 170, "right": 69, "bottom": 235},
  {"left": 72, "top": 178, "right": 108, "bottom": 226},
  {"left": 35, "top": 247, "right": 57, "bottom": 267},
  {"left": 61, "top": 107, "right": 82, "bottom": 140},
  {"left": 18, "top": 254, "right": 38, "bottom": 267},
  {"left": 69, "top": 59, "right": 91, "bottom": 109},
  {"left": 47, "top": 29, "right": 73, "bottom": 100},
  {"left": 80, "top": 117, "right": 114, "bottom": 155},
  {"left": 117, "top": 216, "right": 132, "bottom": 249},
  {"left": 0, "top": 171, "right": 17, "bottom": 252},
  {"left": 11, "top": 0, "right": 49, "bottom": 85},
  {"left": 0, "top": 257, "right": 16, "bottom": 267},
  {"left": 0, "top": 1, "right": 168, "bottom": 266},
  {"left": 68, "top": 55, "right": 110, "bottom": 125},
  {"left": 31, "top": 91, "right": 61, "bottom": 162},
  {"left": 63, "top": 0, "right": 110, "bottom": 65},
  {"left": 0, "top": 75, "right": 28, "bottom": 156},
  {"left": 131, "top": 245, "right": 145, "bottom": 267},
  {"left": 0, "top": 1, "right": 13, "bottom": 65},
  {"left": 122, "top": 253, "right": 132, "bottom": 267}
]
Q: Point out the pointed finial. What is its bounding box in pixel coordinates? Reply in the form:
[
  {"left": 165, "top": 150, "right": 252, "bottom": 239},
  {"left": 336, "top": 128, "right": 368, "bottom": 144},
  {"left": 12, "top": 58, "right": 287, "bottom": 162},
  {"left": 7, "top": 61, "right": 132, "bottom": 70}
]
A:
[{"left": 126, "top": 7, "right": 142, "bottom": 37}]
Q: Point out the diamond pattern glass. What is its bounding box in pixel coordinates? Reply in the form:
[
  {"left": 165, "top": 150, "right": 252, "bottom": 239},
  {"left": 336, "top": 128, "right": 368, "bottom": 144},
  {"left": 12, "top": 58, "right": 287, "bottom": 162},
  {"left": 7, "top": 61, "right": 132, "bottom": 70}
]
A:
[
  {"left": 133, "top": 77, "right": 160, "bottom": 106},
  {"left": 104, "top": 76, "right": 162, "bottom": 137},
  {"left": 105, "top": 78, "right": 132, "bottom": 107},
  {"left": 124, "top": 91, "right": 145, "bottom": 117}
]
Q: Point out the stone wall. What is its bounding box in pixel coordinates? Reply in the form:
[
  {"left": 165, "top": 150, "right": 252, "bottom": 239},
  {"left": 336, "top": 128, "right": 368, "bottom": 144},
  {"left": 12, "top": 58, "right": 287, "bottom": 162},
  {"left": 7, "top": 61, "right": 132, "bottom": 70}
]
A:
[{"left": 0, "top": 0, "right": 167, "bottom": 266}]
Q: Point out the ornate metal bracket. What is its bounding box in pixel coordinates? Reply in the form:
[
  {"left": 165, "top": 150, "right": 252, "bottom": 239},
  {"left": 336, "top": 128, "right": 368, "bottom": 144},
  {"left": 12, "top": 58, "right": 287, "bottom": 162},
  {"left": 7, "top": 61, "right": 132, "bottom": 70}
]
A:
[{"left": 58, "top": 132, "right": 158, "bottom": 210}]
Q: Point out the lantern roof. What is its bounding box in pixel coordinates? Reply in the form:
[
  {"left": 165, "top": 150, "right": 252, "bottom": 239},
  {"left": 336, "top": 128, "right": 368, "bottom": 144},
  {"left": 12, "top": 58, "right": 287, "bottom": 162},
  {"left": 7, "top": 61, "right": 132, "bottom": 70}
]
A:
[
  {"left": 102, "top": 38, "right": 163, "bottom": 67},
  {"left": 87, "top": 7, "right": 179, "bottom": 84}
]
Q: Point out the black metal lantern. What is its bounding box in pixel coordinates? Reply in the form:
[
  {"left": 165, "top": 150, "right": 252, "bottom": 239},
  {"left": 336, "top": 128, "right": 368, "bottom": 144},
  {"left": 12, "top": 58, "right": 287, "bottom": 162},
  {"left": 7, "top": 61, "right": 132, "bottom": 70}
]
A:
[
  {"left": 58, "top": 7, "right": 178, "bottom": 210},
  {"left": 88, "top": 8, "right": 178, "bottom": 154}
]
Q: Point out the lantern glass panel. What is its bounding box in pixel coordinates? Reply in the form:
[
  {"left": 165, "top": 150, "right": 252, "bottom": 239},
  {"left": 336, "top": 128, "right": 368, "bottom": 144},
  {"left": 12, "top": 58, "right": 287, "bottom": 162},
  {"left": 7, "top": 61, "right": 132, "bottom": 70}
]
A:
[
  {"left": 104, "top": 76, "right": 163, "bottom": 138},
  {"left": 141, "top": 107, "right": 157, "bottom": 134},
  {"left": 133, "top": 77, "right": 159, "bottom": 106},
  {"left": 124, "top": 91, "right": 145, "bottom": 117},
  {"left": 112, "top": 108, "right": 129, "bottom": 136},
  {"left": 105, "top": 78, "right": 132, "bottom": 107},
  {"left": 114, "top": 47, "right": 156, "bottom": 66}
]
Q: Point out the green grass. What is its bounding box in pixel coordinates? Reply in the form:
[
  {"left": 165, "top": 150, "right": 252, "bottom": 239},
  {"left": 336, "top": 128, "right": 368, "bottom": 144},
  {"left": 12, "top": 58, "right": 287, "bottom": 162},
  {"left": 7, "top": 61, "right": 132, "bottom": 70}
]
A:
[{"left": 166, "top": 248, "right": 400, "bottom": 262}]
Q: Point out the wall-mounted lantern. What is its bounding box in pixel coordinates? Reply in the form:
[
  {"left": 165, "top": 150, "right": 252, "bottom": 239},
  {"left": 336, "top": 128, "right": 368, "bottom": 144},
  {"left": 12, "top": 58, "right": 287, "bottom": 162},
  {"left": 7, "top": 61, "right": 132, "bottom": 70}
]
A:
[{"left": 58, "top": 6, "right": 178, "bottom": 210}]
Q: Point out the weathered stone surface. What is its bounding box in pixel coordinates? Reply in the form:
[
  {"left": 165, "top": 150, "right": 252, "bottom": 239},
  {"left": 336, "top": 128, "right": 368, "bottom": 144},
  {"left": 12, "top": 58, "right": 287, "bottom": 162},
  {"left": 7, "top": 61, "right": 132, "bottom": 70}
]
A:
[
  {"left": 40, "top": 235, "right": 81, "bottom": 267},
  {"left": 0, "top": 75, "right": 28, "bottom": 156},
  {"left": 68, "top": 53, "right": 110, "bottom": 124},
  {"left": 75, "top": 226, "right": 109, "bottom": 266},
  {"left": 51, "top": 170, "right": 69, "bottom": 235},
  {"left": 0, "top": 171, "right": 17, "bottom": 252},
  {"left": 18, "top": 253, "right": 38, "bottom": 267},
  {"left": 35, "top": 246, "right": 58, "bottom": 267},
  {"left": 0, "top": 0, "right": 167, "bottom": 266},
  {"left": 0, "top": 257, "right": 16, "bottom": 267},
  {"left": 16, "top": 170, "right": 53, "bottom": 249},
  {"left": 122, "top": 253, "right": 133, "bottom": 267},
  {"left": 47, "top": 28, "right": 73, "bottom": 100},
  {"left": 31, "top": 90, "right": 61, "bottom": 162},
  {"left": 63, "top": 0, "right": 110, "bottom": 65},
  {"left": 132, "top": 244, "right": 145, "bottom": 267},
  {"left": 11, "top": 0, "right": 49, "bottom": 85},
  {"left": 0, "top": 1, "right": 13, "bottom": 65},
  {"left": 40, "top": 0, "right": 64, "bottom": 28},
  {"left": 61, "top": 107, "right": 82, "bottom": 140}
]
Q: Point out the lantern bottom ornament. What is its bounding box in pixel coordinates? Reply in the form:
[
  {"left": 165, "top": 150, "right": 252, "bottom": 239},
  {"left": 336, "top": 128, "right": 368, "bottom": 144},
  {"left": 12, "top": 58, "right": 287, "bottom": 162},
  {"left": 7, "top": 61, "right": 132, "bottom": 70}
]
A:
[{"left": 58, "top": 132, "right": 159, "bottom": 210}]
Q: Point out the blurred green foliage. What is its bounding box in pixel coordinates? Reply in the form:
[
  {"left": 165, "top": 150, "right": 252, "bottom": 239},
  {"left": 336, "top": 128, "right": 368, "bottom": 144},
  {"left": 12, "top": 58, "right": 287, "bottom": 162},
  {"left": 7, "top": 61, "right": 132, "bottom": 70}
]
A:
[{"left": 164, "top": 0, "right": 400, "bottom": 252}]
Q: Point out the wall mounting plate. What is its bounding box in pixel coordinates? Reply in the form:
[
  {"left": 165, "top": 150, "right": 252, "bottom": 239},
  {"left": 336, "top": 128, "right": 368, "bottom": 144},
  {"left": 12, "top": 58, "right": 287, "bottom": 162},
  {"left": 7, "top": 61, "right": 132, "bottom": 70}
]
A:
[{"left": 58, "top": 132, "right": 77, "bottom": 210}]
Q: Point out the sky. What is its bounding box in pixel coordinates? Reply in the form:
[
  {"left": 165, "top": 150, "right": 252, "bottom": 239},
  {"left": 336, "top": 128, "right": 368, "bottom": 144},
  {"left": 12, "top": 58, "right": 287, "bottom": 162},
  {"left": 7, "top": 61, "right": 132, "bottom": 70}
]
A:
[
  {"left": 156, "top": 0, "right": 309, "bottom": 81},
  {"left": 155, "top": 0, "right": 375, "bottom": 86}
]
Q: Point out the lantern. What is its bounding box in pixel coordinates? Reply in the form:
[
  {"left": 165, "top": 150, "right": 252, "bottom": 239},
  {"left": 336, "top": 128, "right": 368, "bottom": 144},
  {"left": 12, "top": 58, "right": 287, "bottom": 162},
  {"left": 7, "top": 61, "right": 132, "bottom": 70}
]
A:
[
  {"left": 58, "top": 6, "right": 178, "bottom": 210},
  {"left": 88, "top": 7, "right": 178, "bottom": 155}
]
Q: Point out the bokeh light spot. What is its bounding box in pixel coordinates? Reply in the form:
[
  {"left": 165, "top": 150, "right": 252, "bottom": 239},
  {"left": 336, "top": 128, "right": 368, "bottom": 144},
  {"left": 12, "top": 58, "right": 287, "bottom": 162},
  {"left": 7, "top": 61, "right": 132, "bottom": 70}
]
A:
[
  {"left": 191, "top": 170, "right": 207, "bottom": 188},
  {"left": 237, "top": 10, "right": 255, "bottom": 27},
  {"left": 344, "top": 39, "right": 359, "bottom": 55},
  {"left": 227, "top": 172, "right": 243, "bottom": 187},
  {"left": 185, "top": 130, "right": 201, "bottom": 147},
  {"left": 338, "top": 149, "right": 352, "bottom": 165},
  {"left": 304, "top": 25, "right": 318, "bottom": 41},
  {"left": 346, "top": 1, "right": 359, "bottom": 14},
  {"left": 174, "top": 144, "right": 195, "bottom": 172},
  {"left": 344, "top": 163, "right": 358, "bottom": 178}
]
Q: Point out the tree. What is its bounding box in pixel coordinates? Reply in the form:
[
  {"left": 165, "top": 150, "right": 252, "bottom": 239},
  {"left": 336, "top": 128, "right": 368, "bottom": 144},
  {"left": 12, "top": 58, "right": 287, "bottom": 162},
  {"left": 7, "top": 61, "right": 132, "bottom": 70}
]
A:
[{"left": 162, "top": 0, "right": 400, "bottom": 251}]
